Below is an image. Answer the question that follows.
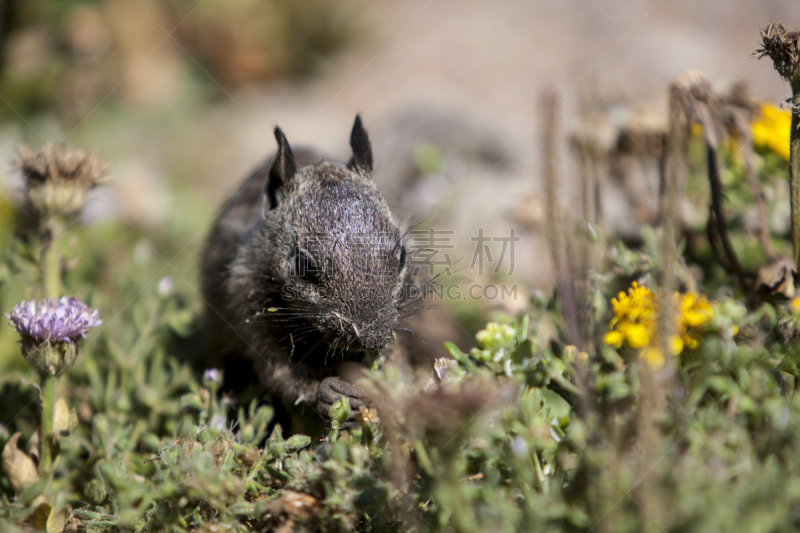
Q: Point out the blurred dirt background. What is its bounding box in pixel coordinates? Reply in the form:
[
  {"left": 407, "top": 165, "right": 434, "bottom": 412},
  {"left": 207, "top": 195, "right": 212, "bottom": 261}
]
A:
[{"left": 0, "top": 0, "right": 798, "bottom": 308}]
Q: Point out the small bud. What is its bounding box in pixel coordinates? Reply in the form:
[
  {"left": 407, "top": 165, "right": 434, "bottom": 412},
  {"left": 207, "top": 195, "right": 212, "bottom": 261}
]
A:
[
  {"left": 85, "top": 478, "right": 107, "bottom": 504},
  {"left": 564, "top": 345, "right": 589, "bottom": 364},
  {"left": 475, "top": 322, "right": 516, "bottom": 352},
  {"left": 157, "top": 276, "right": 173, "bottom": 297},
  {"left": 510, "top": 435, "right": 528, "bottom": 457},
  {"left": 236, "top": 446, "right": 260, "bottom": 467},
  {"left": 584, "top": 222, "right": 600, "bottom": 244},
  {"left": 331, "top": 397, "right": 350, "bottom": 426},
  {"left": 202, "top": 368, "right": 223, "bottom": 388},
  {"left": 210, "top": 414, "right": 226, "bottom": 432}
]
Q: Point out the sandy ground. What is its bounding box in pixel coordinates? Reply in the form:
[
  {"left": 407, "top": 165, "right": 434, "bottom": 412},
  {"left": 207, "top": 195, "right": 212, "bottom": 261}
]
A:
[
  {"left": 214, "top": 0, "right": 800, "bottom": 291},
  {"left": 225, "top": 0, "right": 799, "bottom": 170},
  {"left": 4, "top": 0, "right": 799, "bottom": 294}
]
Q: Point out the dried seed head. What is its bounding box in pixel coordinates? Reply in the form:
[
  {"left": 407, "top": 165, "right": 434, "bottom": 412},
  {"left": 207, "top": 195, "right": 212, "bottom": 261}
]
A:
[
  {"left": 356, "top": 405, "right": 380, "bottom": 425},
  {"left": 433, "top": 357, "right": 453, "bottom": 383},
  {"left": 14, "top": 143, "right": 109, "bottom": 189},
  {"left": 756, "top": 21, "right": 800, "bottom": 88},
  {"left": 13, "top": 143, "right": 109, "bottom": 220}
]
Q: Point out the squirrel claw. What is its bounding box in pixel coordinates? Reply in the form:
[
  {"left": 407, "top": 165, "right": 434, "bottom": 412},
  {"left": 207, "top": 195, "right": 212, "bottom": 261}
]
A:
[{"left": 316, "top": 376, "right": 368, "bottom": 426}]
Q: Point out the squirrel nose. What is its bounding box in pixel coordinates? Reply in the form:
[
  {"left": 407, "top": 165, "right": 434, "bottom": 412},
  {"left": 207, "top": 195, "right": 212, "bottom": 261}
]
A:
[
  {"left": 354, "top": 324, "right": 392, "bottom": 350},
  {"left": 361, "top": 336, "right": 391, "bottom": 350}
]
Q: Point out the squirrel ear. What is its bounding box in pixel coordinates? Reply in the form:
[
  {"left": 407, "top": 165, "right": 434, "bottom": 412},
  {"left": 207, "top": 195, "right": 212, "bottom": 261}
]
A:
[
  {"left": 348, "top": 114, "right": 373, "bottom": 174},
  {"left": 266, "top": 126, "right": 296, "bottom": 210}
]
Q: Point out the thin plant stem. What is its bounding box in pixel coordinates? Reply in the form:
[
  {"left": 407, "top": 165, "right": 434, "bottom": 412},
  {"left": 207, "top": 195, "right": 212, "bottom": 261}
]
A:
[
  {"left": 40, "top": 216, "right": 64, "bottom": 476},
  {"left": 39, "top": 371, "right": 58, "bottom": 475},
  {"left": 706, "top": 141, "right": 742, "bottom": 278},
  {"left": 128, "top": 298, "right": 164, "bottom": 363},
  {"left": 540, "top": 89, "right": 582, "bottom": 348},
  {"left": 755, "top": 22, "right": 800, "bottom": 267},
  {"left": 791, "top": 82, "right": 800, "bottom": 268},
  {"left": 43, "top": 217, "right": 63, "bottom": 299},
  {"left": 659, "top": 76, "right": 691, "bottom": 366}
]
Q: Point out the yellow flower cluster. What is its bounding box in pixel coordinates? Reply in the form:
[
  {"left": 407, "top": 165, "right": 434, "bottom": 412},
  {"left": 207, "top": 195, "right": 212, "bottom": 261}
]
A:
[
  {"left": 679, "top": 292, "right": 715, "bottom": 350},
  {"left": 603, "top": 282, "right": 714, "bottom": 369},
  {"left": 603, "top": 282, "right": 657, "bottom": 350},
  {"left": 752, "top": 103, "right": 791, "bottom": 160}
]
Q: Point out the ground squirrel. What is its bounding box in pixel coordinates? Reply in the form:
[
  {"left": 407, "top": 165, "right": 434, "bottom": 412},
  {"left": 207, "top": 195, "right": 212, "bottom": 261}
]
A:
[{"left": 201, "top": 116, "right": 424, "bottom": 426}]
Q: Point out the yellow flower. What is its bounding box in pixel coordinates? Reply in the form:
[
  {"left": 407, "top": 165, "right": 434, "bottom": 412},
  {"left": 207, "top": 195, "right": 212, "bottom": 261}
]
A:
[
  {"left": 636, "top": 336, "right": 684, "bottom": 370},
  {"left": 678, "top": 292, "right": 713, "bottom": 350},
  {"left": 604, "top": 282, "right": 714, "bottom": 368},
  {"left": 680, "top": 293, "right": 713, "bottom": 327},
  {"left": 564, "top": 345, "right": 589, "bottom": 363},
  {"left": 475, "top": 322, "right": 516, "bottom": 351},
  {"left": 640, "top": 347, "right": 665, "bottom": 369},
  {"left": 669, "top": 335, "right": 684, "bottom": 355},
  {"left": 752, "top": 103, "right": 791, "bottom": 160},
  {"left": 603, "top": 330, "right": 624, "bottom": 348},
  {"left": 604, "top": 282, "right": 659, "bottom": 365},
  {"left": 619, "top": 322, "right": 651, "bottom": 349},
  {"left": 791, "top": 297, "right": 800, "bottom": 315}
]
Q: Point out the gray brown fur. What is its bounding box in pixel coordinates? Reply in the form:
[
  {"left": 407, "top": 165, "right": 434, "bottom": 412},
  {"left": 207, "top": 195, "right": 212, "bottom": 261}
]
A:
[{"left": 201, "top": 116, "right": 413, "bottom": 424}]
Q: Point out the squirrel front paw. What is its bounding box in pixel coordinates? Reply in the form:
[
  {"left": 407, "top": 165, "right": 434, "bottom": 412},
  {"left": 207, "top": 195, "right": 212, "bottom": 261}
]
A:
[{"left": 316, "top": 376, "right": 368, "bottom": 427}]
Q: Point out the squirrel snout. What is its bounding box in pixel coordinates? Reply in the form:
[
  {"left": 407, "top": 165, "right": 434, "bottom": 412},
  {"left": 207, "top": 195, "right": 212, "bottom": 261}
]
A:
[
  {"left": 351, "top": 323, "right": 393, "bottom": 351},
  {"left": 333, "top": 311, "right": 393, "bottom": 351},
  {"left": 359, "top": 335, "right": 392, "bottom": 351}
]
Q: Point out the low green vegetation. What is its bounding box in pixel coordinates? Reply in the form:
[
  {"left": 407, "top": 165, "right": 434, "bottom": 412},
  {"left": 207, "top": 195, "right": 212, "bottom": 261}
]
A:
[{"left": 1, "top": 20, "right": 800, "bottom": 533}]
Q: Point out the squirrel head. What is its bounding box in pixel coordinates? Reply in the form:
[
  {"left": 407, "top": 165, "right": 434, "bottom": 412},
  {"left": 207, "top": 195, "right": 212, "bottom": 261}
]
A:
[{"left": 256, "top": 116, "right": 410, "bottom": 355}]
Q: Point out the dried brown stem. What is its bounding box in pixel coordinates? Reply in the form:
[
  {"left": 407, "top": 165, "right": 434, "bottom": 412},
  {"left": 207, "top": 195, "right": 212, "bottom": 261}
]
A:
[
  {"left": 540, "top": 89, "right": 582, "bottom": 348},
  {"left": 756, "top": 22, "right": 800, "bottom": 268},
  {"left": 706, "top": 208, "right": 732, "bottom": 274},
  {"left": 706, "top": 141, "right": 742, "bottom": 278},
  {"left": 723, "top": 83, "right": 776, "bottom": 260},
  {"left": 659, "top": 73, "right": 696, "bottom": 361}
]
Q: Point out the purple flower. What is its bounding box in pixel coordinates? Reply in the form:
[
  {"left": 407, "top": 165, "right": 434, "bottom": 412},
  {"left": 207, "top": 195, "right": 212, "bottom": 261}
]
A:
[
  {"left": 6, "top": 297, "right": 102, "bottom": 345},
  {"left": 210, "top": 414, "right": 227, "bottom": 432},
  {"left": 158, "top": 276, "right": 173, "bottom": 297},
  {"left": 203, "top": 368, "right": 222, "bottom": 387}
]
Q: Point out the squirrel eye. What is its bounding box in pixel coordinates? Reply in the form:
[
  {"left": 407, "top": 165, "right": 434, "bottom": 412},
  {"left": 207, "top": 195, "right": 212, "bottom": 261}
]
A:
[{"left": 294, "top": 251, "right": 322, "bottom": 284}]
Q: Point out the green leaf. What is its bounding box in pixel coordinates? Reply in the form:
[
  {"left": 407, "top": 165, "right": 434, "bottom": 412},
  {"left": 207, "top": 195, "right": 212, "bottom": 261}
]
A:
[
  {"left": 285, "top": 434, "right": 311, "bottom": 451},
  {"left": 18, "top": 476, "right": 48, "bottom": 506},
  {"left": 444, "top": 342, "right": 466, "bottom": 362},
  {"left": 67, "top": 408, "right": 78, "bottom": 434},
  {"left": 266, "top": 466, "right": 289, "bottom": 483}
]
